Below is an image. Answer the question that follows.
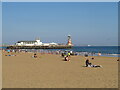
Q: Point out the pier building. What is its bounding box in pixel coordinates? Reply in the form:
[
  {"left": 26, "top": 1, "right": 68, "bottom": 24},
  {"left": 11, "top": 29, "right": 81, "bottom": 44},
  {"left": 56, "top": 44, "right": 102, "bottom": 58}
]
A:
[
  {"left": 7, "top": 35, "right": 73, "bottom": 49},
  {"left": 15, "top": 38, "right": 58, "bottom": 46}
]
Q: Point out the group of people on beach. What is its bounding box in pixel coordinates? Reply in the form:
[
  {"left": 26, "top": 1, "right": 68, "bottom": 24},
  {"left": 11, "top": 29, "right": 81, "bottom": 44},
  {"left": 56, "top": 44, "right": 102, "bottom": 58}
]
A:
[
  {"left": 2, "top": 48, "right": 107, "bottom": 67},
  {"left": 61, "top": 51, "right": 71, "bottom": 61},
  {"left": 64, "top": 52, "right": 71, "bottom": 61},
  {"left": 3, "top": 49, "right": 17, "bottom": 56},
  {"left": 3, "top": 48, "right": 103, "bottom": 57}
]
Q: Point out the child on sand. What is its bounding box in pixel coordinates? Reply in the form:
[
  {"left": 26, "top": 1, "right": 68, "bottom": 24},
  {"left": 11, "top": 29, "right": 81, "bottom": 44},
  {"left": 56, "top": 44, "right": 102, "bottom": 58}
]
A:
[
  {"left": 32, "top": 53, "right": 37, "bottom": 58},
  {"left": 65, "top": 56, "right": 70, "bottom": 61}
]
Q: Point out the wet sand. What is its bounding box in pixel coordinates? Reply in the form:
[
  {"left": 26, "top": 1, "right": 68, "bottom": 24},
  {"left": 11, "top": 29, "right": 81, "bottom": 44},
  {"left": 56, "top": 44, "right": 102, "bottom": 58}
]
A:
[{"left": 2, "top": 51, "right": 118, "bottom": 88}]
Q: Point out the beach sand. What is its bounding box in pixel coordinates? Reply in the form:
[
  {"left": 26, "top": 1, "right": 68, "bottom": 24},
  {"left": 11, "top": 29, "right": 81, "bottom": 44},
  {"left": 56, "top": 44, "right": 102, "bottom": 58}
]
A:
[{"left": 2, "top": 51, "right": 118, "bottom": 88}]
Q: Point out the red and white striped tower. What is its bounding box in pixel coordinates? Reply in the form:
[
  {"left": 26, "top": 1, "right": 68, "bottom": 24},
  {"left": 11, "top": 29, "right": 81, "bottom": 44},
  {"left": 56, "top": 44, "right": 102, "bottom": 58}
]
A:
[{"left": 67, "top": 35, "right": 72, "bottom": 46}]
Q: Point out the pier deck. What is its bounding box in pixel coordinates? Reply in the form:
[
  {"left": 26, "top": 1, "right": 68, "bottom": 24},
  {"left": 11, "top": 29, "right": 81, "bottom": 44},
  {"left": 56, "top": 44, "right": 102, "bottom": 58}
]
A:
[{"left": 6, "top": 45, "right": 73, "bottom": 49}]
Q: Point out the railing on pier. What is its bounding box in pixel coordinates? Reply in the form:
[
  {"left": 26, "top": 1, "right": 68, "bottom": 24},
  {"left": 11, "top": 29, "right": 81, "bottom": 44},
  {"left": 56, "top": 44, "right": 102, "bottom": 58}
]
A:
[{"left": 6, "top": 45, "right": 73, "bottom": 49}]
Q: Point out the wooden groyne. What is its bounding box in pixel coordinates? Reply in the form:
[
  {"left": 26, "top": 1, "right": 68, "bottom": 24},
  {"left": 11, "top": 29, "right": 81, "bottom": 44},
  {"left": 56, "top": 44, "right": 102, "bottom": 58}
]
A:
[{"left": 6, "top": 45, "right": 73, "bottom": 49}]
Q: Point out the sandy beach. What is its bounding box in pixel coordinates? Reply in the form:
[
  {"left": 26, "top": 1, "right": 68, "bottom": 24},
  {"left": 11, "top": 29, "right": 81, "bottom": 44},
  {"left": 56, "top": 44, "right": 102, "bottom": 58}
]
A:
[{"left": 2, "top": 51, "right": 118, "bottom": 88}]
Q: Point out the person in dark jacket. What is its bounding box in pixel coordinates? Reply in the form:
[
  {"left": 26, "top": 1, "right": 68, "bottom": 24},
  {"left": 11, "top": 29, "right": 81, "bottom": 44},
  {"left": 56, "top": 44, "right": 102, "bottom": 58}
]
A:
[
  {"left": 85, "top": 59, "right": 91, "bottom": 67},
  {"left": 85, "top": 59, "right": 102, "bottom": 68}
]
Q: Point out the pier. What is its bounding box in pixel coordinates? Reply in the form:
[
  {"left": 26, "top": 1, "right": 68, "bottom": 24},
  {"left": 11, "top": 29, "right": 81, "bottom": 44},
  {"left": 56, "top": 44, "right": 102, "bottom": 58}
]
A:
[
  {"left": 6, "top": 35, "right": 73, "bottom": 49},
  {"left": 6, "top": 45, "right": 73, "bottom": 49}
]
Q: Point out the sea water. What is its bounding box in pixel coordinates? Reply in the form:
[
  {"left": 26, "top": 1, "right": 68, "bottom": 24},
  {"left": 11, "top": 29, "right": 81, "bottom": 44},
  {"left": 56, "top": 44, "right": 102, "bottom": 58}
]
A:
[{"left": 1, "top": 46, "right": 119, "bottom": 57}]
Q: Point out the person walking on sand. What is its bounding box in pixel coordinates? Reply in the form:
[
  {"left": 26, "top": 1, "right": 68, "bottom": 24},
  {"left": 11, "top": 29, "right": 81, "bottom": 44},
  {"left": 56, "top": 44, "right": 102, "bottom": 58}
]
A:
[{"left": 98, "top": 52, "right": 101, "bottom": 56}]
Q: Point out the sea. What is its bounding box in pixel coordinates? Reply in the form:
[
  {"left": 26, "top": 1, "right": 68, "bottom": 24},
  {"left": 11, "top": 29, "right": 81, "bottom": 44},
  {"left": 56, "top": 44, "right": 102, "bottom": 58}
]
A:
[{"left": 1, "top": 46, "right": 120, "bottom": 57}]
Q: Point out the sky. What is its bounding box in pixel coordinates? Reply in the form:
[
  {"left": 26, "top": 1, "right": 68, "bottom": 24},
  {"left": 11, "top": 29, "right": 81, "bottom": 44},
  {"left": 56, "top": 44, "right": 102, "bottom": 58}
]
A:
[
  {"left": 2, "top": 2, "right": 118, "bottom": 46},
  {"left": 0, "top": 2, "right": 2, "bottom": 45}
]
